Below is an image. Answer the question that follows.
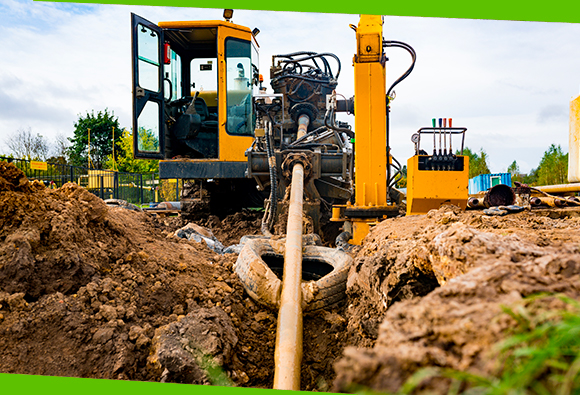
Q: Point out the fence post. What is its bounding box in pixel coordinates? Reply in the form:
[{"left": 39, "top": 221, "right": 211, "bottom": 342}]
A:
[
  {"left": 114, "top": 172, "right": 119, "bottom": 200},
  {"left": 70, "top": 166, "right": 74, "bottom": 184},
  {"left": 140, "top": 174, "right": 144, "bottom": 206},
  {"left": 100, "top": 176, "right": 104, "bottom": 199}
]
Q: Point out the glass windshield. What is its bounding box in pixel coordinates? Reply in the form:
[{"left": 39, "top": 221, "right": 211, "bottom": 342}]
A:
[
  {"left": 137, "top": 24, "right": 160, "bottom": 92},
  {"left": 225, "top": 38, "right": 253, "bottom": 136},
  {"left": 137, "top": 101, "right": 161, "bottom": 153}
]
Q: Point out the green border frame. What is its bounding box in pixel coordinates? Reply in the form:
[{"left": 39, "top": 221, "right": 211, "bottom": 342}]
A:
[
  {"left": 5, "top": 1, "right": 580, "bottom": 395},
  {"left": 36, "top": 0, "right": 580, "bottom": 23}
]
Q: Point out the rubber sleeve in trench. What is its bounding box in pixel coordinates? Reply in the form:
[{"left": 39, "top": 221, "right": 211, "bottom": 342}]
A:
[{"left": 234, "top": 236, "right": 353, "bottom": 312}]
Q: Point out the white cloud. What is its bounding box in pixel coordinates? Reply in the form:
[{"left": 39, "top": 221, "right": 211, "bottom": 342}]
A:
[{"left": 1, "top": 1, "right": 579, "bottom": 174}]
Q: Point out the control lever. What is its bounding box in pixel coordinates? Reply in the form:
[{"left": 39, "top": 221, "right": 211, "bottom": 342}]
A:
[{"left": 438, "top": 118, "right": 443, "bottom": 170}]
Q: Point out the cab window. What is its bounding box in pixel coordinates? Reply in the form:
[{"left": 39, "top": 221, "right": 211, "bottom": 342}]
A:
[
  {"left": 225, "top": 38, "right": 253, "bottom": 136},
  {"left": 137, "top": 24, "right": 160, "bottom": 92}
]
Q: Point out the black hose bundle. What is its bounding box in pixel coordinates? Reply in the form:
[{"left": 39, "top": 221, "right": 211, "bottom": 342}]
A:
[
  {"left": 259, "top": 119, "right": 278, "bottom": 236},
  {"left": 324, "top": 106, "right": 354, "bottom": 138},
  {"left": 383, "top": 40, "right": 416, "bottom": 194}
]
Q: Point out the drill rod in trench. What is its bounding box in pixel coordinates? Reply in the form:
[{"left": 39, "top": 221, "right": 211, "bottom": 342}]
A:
[{"left": 273, "top": 162, "right": 305, "bottom": 390}]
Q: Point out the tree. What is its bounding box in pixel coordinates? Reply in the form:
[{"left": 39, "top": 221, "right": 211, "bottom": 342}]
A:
[
  {"left": 523, "top": 167, "right": 539, "bottom": 186},
  {"left": 6, "top": 127, "right": 49, "bottom": 160},
  {"left": 46, "top": 133, "right": 71, "bottom": 164},
  {"left": 104, "top": 129, "right": 159, "bottom": 173},
  {"left": 536, "top": 144, "right": 568, "bottom": 186},
  {"left": 459, "top": 147, "right": 490, "bottom": 178},
  {"left": 396, "top": 165, "right": 407, "bottom": 188},
  {"left": 67, "top": 109, "right": 122, "bottom": 169},
  {"left": 507, "top": 160, "right": 523, "bottom": 185}
]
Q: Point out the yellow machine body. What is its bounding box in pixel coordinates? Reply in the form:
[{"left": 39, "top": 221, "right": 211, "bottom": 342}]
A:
[{"left": 406, "top": 155, "right": 469, "bottom": 215}]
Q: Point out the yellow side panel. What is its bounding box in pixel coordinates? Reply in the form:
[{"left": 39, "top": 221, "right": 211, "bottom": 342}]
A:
[
  {"left": 217, "top": 26, "right": 254, "bottom": 162},
  {"left": 406, "top": 155, "right": 469, "bottom": 216},
  {"left": 568, "top": 94, "right": 580, "bottom": 182}
]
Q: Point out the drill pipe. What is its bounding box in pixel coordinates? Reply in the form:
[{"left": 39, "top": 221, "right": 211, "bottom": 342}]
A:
[
  {"left": 535, "top": 183, "right": 580, "bottom": 194},
  {"left": 273, "top": 163, "right": 304, "bottom": 390},
  {"left": 297, "top": 114, "right": 310, "bottom": 139},
  {"left": 467, "top": 197, "right": 486, "bottom": 209},
  {"left": 530, "top": 196, "right": 567, "bottom": 207}
]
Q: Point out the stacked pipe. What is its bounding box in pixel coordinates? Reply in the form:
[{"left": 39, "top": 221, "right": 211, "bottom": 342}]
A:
[{"left": 530, "top": 196, "right": 580, "bottom": 207}]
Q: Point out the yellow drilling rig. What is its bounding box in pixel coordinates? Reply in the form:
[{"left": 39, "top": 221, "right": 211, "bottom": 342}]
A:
[{"left": 131, "top": 12, "right": 469, "bottom": 389}]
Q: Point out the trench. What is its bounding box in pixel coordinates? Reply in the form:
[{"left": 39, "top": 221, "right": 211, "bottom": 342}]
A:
[{"left": 261, "top": 253, "right": 334, "bottom": 281}]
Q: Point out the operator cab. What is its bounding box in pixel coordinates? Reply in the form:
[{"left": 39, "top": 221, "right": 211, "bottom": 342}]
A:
[{"left": 131, "top": 12, "right": 259, "bottom": 164}]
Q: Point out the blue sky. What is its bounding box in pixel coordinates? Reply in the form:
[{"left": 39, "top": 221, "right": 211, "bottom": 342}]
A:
[{"left": 1, "top": 0, "right": 580, "bottom": 173}]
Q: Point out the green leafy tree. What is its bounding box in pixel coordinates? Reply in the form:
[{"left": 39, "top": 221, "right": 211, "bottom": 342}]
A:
[
  {"left": 67, "top": 109, "right": 122, "bottom": 169},
  {"left": 507, "top": 160, "right": 523, "bottom": 185},
  {"left": 458, "top": 147, "right": 491, "bottom": 178},
  {"left": 104, "top": 129, "right": 159, "bottom": 173},
  {"left": 396, "top": 165, "right": 407, "bottom": 188},
  {"left": 523, "top": 167, "right": 539, "bottom": 186},
  {"left": 536, "top": 144, "right": 568, "bottom": 186}
]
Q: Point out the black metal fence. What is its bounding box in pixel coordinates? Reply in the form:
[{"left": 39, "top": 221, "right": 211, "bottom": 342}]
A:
[{"left": 0, "top": 157, "right": 166, "bottom": 206}]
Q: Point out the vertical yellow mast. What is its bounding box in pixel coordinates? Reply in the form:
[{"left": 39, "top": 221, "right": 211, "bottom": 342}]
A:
[
  {"left": 346, "top": 15, "right": 397, "bottom": 244},
  {"left": 353, "top": 15, "right": 387, "bottom": 209},
  {"left": 569, "top": 94, "right": 580, "bottom": 183}
]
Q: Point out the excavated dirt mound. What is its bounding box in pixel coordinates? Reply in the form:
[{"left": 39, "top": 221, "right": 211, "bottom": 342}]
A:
[
  {"left": 0, "top": 163, "right": 345, "bottom": 390},
  {"left": 334, "top": 204, "right": 580, "bottom": 393}
]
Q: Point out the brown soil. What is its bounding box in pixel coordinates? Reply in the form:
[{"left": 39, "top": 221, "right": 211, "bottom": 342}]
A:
[
  {"left": 334, "top": 204, "right": 580, "bottom": 393},
  {"left": 0, "top": 163, "right": 344, "bottom": 390},
  {"left": 3, "top": 161, "right": 580, "bottom": 394}
]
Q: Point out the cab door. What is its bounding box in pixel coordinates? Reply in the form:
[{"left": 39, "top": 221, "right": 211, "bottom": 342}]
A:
[{"left": 131, "top": 13, "right": 165, "bottom": 159}]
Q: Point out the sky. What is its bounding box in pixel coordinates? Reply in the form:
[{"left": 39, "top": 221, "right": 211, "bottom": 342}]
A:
[{"left": 1, "top": 0, "right": 579, "bottom": 173}]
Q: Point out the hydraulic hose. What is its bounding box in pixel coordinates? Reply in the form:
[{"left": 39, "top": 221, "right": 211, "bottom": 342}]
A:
[
  {"left": 273, "top": 52, "right": 341, "bottom": 79},
  {"left": 261, "top": 121, "right": 278, "bottom": 236},
  {"left": 383, "top": 40, "right": 416, "bottom": 197},
  {"left": 324, "top": 107, "right": 354, "bottom": 138},
  {"left": 383, "top": 40, "right": 417, "bottom": 98}
]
